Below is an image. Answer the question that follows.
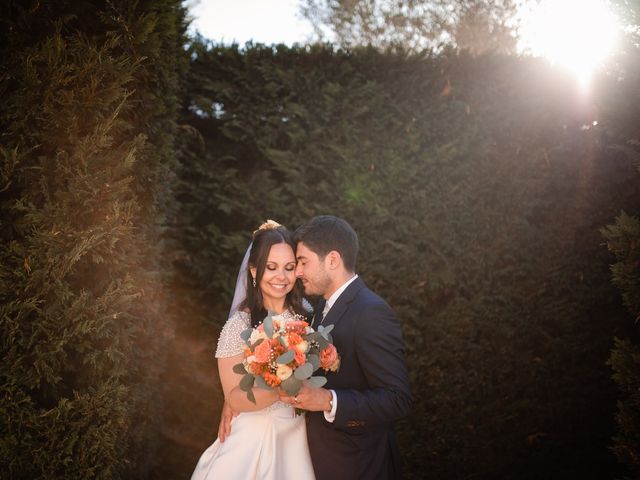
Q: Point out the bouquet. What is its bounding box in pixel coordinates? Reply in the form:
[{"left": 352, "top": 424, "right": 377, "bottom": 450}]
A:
[{"left": 233, "top": 311, "right": 341, "bottom": 403}]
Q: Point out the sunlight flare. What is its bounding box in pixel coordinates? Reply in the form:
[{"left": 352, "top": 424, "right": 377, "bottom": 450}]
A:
[{"left": 519, "top": 0, "right": 620, "bottom": 87}]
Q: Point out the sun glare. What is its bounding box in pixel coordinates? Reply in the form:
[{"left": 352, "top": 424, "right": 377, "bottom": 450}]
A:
[{"left": 519, "top": 0, "right": 620, "bottom": 88}]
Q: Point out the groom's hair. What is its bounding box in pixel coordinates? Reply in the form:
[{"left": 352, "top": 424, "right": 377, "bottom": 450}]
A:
[{"left": 295, "top": 215, "right": 359, "bottom": 272}]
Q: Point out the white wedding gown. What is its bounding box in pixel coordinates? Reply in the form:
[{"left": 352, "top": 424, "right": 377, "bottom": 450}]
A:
[{"left": 191, "top": 310, "right": 315, "bottom": 480}]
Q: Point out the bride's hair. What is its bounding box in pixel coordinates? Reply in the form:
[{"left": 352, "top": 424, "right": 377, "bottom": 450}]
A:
[{"left": 241, "top": 221, "right": 308, "bottom": 327}]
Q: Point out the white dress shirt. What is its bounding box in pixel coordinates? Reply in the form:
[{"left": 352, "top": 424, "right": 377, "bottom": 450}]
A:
[{"left": 322, "top": 274, "right": 358, "bottom": 422}]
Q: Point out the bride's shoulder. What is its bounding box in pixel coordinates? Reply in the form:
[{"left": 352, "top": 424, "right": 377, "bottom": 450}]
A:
[
  {"left": 216, "top": 310, "right": 251, "bottom": 358},
  {"left": 227, "top": 309, "right": 251, "bottom": 324}
]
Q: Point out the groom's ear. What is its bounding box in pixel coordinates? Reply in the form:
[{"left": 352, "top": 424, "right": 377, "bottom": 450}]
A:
[{"left": 326, "top": 251, "right": 342, "bottom": 270}]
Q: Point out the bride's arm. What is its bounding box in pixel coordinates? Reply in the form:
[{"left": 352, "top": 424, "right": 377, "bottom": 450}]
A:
[{"left": 218, "top": 356, "right": 279, "bottom": 412}]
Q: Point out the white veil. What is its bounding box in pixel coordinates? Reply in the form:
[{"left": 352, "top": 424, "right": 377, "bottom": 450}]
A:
[{"left": 228, "top": 242, "right": 252, "bottom": 319}]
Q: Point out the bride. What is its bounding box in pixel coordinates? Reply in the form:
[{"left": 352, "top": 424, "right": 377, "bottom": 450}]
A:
[{"left": 191, "top": 221, "right": 316, "bottom": 480}]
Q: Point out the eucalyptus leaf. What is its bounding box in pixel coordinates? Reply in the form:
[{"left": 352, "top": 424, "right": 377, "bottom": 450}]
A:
[
  {"left": 305, "top": 332, "right": 320, "bottom": 342},
  {"left": 240, "top": 328, "right": 252, "bottom": 343},
  {"left": 316, "top": 336, "right": 330, "bottom": 350},
  {"left": 264, "top": 312, "right": 274, "bottom": 338},
  {"left": 232, "top": 363, "right": 247, "bottom": 375},
  {"left": 294, "top": 362, "right": 313, "bottom": 380},
  {"left": 281, "top": 376, "right": 303, "bottom": 396},
  {"left": 307, "top": 376, "right": 328, "bottom": 388},
  {"left": 255, "top": 375, "right": 272, "bottom": 390},
  {"left": 319, "top": 324, "right": 334, "bottom": 343},
  {"left": 307, "top": 354, "right": 320, "bottom": 371},
  {"left": 319, "top": 324, "right": 334, "bottom": 335},
  {"left": 247, "top": 389, "right": 256, "bottom": 404},
  {"left": 239, "top": 374, "right": 254, "bottom": 392},
  {"left": 277, "top": 350, "right": 295, "bottom": 364}
]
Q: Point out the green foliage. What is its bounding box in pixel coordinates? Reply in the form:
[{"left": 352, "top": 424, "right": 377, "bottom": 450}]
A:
[
  {"left": 0, "top": 0, "right": 186, "bottom": 478},
  {"left": 175, "top": 41, "right": 638, "bottom": 478},
  {"left": 608, "top": 338, "right": 640, "bottom": 478},
  {"left": 602, "top": 212, "right": 640, "bottom": 318},
  {"left": 598, "top": 6, "right": 640, "bottom": 474},
  {"left": 602, "top": 211, "right": 640, "bottom": 477}
]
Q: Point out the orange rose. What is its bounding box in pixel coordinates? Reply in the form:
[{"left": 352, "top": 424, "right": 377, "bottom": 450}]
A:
[
  {"left": 320, "top": 344, "right": 340, "bottom": 372},
  {"left": 286, "top": 332, "right": 303, "bottom": 346},
  {"left": 254, "top": 340, "right": 272, "bottom": 363},
  {"left": 285, "top": 320, "right": 309, "bottom": 335},
  {"left": 272, "top": 342, "right": 286, "bottom": 357},
  {"left": 248, "top": 362, "right": 265, "bottom": 375},
  {"left": 294, "top": 349, "right": 306, "bottom": 366}
]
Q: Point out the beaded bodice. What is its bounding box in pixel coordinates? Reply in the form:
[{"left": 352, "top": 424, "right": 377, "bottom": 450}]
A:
[
  {"left": 215, "top": 309, "right": 299, "bottom": 358},
  {"left": 215, "top": 309, "right": 301, "bottom": 413}
]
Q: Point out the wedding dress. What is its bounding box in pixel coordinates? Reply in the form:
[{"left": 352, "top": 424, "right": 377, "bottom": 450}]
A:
[{"left": 190, "top": 309, "right": 315, "bottom": 480}]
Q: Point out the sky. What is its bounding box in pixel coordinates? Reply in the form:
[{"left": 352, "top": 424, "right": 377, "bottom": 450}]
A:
[
  {"left": 187, "top": 0, "right": 315, "bottom": 46},
  {"left": 186, "top": 0, "right": 622, "bottom": 88}
]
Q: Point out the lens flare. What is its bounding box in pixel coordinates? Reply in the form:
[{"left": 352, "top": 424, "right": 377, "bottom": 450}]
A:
[{"left": 519, "top": 0, "right": 620, "bottom": 88}]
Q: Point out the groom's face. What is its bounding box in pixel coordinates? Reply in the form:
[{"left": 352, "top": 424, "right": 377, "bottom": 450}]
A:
[{"left": 295, "top": 242, "right": 332, "bottom": 298}]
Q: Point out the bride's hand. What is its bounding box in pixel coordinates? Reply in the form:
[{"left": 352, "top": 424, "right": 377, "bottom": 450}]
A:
[{"left": 217, "top": 400, "right": 237, "bottom": 442}]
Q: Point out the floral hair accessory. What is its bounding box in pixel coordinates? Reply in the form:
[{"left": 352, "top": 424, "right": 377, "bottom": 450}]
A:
[{"left": 252, "top": 219, "right": 281, "bottom": 237}]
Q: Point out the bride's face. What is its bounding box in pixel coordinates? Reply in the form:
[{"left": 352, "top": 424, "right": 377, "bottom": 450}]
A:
[{"left": 254, "top": 242, "right": 297, "bottom": 308}]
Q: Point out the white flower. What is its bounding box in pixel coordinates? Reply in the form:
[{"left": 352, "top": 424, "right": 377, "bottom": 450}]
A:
[
  {"left": 245, "top": 355, "right": 256, "bottom": 365},
  {"left": 250, "top": 329, "right": 267, "bottom": 344},
  {"left": 276, "top": 364, "right": 293, "bottom": 381},
  {"left": 294, "top": 340, "right": 309, "bottom": 354}
]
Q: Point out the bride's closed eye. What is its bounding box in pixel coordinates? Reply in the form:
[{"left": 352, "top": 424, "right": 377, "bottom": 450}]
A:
[{"left": 266, "top": 263, "right": 296, "bottom": 271}]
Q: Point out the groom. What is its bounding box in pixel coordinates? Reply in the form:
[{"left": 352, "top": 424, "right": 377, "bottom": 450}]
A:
[{"left": 281, "top": 215, "right": 411, "bottom": 479}]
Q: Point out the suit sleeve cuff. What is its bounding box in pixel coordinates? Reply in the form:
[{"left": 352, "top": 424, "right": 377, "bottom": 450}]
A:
[{"left": 323, "top": 389, "right": 338, "bottom": 423}]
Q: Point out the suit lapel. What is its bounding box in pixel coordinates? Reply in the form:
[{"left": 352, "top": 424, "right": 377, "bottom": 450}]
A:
[{"left": 320, "top": 277, "right": 365, "bottom": 328}]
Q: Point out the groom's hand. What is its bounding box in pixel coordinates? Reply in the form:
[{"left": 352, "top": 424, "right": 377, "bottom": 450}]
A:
[
  {"left": 217, "top": 400, "right": 237, "bottom": 442},
  {"left": 280, "top": 385, "right": 333, "bottom": 412}
]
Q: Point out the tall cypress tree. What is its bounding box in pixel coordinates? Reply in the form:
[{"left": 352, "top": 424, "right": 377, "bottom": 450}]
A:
[
  {"left": 599, "top": 2, "right": 640, "bottom": 475},
  {"left": 0, "top": 1, "right": 187, "bottom": 478}
]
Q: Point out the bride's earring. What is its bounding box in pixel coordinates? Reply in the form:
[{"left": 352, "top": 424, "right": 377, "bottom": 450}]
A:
[{"left": 252, "top": 277, "right": 257, "bottom": 288}]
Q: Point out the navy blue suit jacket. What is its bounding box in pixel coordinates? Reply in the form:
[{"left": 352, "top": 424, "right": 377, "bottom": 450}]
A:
[{"left": 306, "top": 277, "right": 411, "bottom": 480}]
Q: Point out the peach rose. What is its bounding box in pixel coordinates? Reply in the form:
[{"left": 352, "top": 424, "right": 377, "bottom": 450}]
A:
[
  {"left": 320, "top": 344, "right": 340, "bottom": 372},
  {"left": 254, "top": 340, "right": 272, "bottom": 364}
]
